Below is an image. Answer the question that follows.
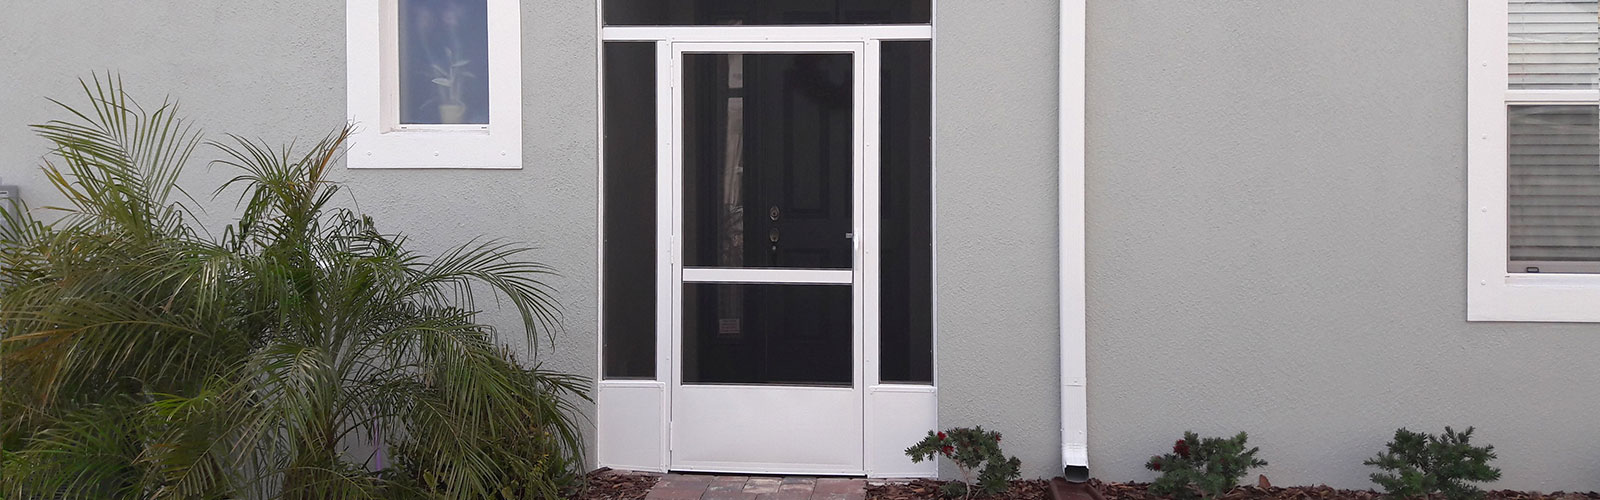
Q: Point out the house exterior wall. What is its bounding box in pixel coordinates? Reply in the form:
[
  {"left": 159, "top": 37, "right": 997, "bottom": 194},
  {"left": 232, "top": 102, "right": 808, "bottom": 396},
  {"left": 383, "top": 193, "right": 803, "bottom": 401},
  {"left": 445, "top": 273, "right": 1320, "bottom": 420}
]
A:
[
  {"left": 933, "top": 0, "right": 1064, "bottom": 482},
  {"left": 3, "top": 0, "right": 1599, "bottom": 492},
  {"left": 1086, "top": 0, "right": 1600, "bottom": 491}
]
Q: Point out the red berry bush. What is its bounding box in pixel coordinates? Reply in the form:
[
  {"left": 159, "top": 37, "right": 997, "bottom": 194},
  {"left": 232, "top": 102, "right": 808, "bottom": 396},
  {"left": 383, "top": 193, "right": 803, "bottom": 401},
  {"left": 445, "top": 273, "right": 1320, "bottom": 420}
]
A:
[
  {"left": 1145, "top": 431, "right": 1267, "bottom": 500},
  {"left": 906, "top": 426, "right": 1021, "bottom": 499}
]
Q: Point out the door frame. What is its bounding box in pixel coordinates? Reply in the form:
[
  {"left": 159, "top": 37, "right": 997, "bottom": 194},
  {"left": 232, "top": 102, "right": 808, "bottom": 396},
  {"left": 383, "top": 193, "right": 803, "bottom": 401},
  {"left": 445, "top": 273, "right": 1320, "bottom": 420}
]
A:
[
  {"left": 665, "top": 40, "right": 870, "bottom": 475},
  {"left": 595, "top": 23, "right": 938, "bottom": 478}
]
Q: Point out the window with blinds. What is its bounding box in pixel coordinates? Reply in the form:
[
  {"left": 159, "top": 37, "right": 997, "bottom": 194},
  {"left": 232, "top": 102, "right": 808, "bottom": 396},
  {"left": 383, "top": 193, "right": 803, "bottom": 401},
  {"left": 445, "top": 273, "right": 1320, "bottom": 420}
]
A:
[
  {"left": 1510, "top": 0, "right": 1600, "bottom": 88},
  {"left": 1507, "top": 0, "right": 1600, "bottom": 273}
]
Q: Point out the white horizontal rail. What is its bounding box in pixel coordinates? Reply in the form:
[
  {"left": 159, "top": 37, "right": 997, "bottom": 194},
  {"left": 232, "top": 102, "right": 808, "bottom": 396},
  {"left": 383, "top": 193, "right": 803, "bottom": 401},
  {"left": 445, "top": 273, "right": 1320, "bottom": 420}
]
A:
[
  {"left": 675, "top": 41, "right": 860, "bottom": 54},
  {"left": 1505, "top": 88, "right": 1600, "bottom": 104},
  {"left": 602, "top": 25, "right": 932, "bottom": 42},
  {"left": 681, "top": 267, "right": 853, "bottom": 284}
]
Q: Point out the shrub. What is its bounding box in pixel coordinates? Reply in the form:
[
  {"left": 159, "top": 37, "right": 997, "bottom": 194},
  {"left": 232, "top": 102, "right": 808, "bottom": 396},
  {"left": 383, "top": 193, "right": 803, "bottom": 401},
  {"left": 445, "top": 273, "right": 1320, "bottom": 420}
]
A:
[
  {"left": 906, "top": 426, "right": 1021, "bottom": 499},
  {"left": 1145, "top": 431, "right": 1267, "bottom": 500},
  {"left": 0, "top": 76, "right": 589, "bottom": 500},
  {"left": 1365, "top": 426, "right": 1501, "bottom": 500}
]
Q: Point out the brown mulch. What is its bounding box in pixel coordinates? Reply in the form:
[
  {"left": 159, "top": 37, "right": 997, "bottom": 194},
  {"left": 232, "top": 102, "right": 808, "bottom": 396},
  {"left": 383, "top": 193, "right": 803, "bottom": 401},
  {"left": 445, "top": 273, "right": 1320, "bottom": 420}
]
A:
[
  {"left": 867, "top": 479, "right": 1052, "bottom": 500},
  {"left": 1092, "top": 479, "right": 1600, "bottom": 500},
  {"left": 568, "top": 468, "right": 660, "bottom": 500}
]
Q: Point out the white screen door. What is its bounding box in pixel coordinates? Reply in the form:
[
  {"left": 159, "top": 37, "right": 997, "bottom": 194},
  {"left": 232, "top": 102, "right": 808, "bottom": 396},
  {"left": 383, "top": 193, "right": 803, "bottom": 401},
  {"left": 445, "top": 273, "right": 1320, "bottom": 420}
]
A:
[{"left": 666, "top": 40, "right": 870, "bottom": 474}]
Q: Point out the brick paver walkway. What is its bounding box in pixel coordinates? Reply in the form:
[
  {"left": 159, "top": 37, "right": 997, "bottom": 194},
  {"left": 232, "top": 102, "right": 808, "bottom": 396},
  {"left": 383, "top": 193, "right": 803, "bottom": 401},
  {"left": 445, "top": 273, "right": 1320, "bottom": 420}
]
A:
[{"left": 645, "top": 474, "right": 867, "bottom": 500}]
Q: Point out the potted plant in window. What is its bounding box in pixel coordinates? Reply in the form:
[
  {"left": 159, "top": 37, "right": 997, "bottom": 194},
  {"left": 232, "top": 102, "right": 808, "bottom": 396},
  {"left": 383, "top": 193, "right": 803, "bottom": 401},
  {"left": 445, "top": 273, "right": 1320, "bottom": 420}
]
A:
[
  {"left": 415, "top": 2, "right": 477, "bottom": 124},
  {"left": 431, "top": 47, "right": 474, "bottom": 124}
]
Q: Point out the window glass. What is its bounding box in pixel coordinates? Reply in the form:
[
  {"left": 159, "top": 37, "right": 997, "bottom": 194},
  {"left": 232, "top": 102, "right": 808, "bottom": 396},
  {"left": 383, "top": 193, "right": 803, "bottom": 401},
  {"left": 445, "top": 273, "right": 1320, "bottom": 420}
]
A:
[
  {"left": 1509, "top": 0, "right": 1600, "bottom": 89},
  {"left": 1503, "top": 1, "right": 1600, "bottom": 273},
  {"left": 399, "top": 0, "right": 491, "bottom": 124},
  {"left": 879, "top": 41, "right": 932, "bottom": 384},
  {"left": 603, "top": 42, "right": 658, "bottom": 379},
  {"left": 604, "top": 0, "right": 929, "bottom": 25},
  {"left": 1508, "top": 105, "right": 1600, "bottom": 273}
]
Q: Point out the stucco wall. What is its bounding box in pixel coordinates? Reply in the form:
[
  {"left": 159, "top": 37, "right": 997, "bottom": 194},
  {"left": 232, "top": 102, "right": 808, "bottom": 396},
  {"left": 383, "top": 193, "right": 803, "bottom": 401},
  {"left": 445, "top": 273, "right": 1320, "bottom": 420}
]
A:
[
  {"left": 934, "top": 0, "right": 1065, "bottom": 481},
  {"left": 6, "top": 0, "right": 1599, "bottom": 492},
  {"left": 1086, "top": 0, "right": 1600, "bottom": 491}
]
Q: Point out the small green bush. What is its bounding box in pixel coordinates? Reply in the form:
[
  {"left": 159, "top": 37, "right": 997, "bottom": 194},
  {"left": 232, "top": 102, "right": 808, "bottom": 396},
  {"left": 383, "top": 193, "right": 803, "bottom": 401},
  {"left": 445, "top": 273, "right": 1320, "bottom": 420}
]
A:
[
  {"left": 906, "top": 426, "right": 1021, "bottom": 499},
  {"left": 1145, "top": 431, "right": 1267, "bottom": 500},
  {"left": 1365, "top": 426, "right": 1501, "bottom": 500}
]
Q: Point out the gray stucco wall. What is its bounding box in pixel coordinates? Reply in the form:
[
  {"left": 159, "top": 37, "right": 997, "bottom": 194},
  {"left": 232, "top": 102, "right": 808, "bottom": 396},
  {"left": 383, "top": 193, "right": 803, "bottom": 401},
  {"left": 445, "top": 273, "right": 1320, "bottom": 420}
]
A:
[
  {"left": 5, "top": 0, "right": 1599, "bottom": 493},
  {"left": 1087, "top": 0, "right": 1600, "bottom": 491},
  {"left": 934, "top": 0, "right": 1064, "bottom": 482}
]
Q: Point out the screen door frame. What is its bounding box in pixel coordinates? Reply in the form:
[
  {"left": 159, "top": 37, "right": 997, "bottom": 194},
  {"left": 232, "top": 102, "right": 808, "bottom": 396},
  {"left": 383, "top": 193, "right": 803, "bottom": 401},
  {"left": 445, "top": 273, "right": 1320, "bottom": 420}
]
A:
[{"left": 665, "top": 39, "right": 875, "bottom": 475}]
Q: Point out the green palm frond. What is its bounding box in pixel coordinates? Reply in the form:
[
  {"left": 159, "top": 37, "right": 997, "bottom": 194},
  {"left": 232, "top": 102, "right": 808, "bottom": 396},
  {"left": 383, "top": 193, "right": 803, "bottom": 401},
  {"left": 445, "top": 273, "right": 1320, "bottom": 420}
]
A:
[
  {"left": 2, "top": 76, "right": 589, "bottom": 500},
  {"left": 31, "top": 72, "right": 201, "bottom": 243},
  {"left": 1, "top": 398, "right": 147, "bottom": 499}
]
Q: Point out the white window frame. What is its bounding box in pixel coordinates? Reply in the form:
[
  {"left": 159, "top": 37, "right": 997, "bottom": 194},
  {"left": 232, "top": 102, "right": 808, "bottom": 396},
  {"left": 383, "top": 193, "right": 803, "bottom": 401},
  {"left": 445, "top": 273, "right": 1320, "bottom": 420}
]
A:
[
  {"left": 346, "top": 0, "right": 522, "bottom": 169},
  {"left": 1468, "top": 0, "right": 1600, "bottom": 321}
]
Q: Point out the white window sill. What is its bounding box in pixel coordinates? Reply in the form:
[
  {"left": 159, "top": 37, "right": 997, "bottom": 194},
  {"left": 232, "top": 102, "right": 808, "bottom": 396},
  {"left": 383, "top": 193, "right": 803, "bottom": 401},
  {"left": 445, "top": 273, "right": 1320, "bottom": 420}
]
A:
[{"left": 1469, "top": 273, "right": 1600, "bottom": 322}]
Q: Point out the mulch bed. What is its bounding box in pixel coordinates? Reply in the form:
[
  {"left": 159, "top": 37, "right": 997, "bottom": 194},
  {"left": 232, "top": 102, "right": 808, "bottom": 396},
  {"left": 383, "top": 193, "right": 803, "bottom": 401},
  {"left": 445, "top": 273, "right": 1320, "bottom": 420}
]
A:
[
  {"left": 568, "top": 468, "right": 660, "bottom": 500},
  {"left": 1093, "top": 479, "right": 1600, "bottom": 500},
  {"left": 867, "top": 479, "right": 1052, "bottom": 500}
]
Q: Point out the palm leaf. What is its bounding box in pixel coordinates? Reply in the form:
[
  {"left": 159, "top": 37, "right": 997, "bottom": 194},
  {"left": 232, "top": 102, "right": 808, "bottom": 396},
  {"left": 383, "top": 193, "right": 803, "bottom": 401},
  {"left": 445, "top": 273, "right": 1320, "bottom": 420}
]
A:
[{"left": 3, "top": 77, "right": 591, "bottom": 500}]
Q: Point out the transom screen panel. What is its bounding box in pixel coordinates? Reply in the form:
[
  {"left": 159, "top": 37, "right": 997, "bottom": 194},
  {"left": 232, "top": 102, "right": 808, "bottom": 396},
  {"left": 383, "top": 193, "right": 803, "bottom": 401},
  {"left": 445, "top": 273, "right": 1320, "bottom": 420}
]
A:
[{"left": 604, "top": 0, "right": 930, "bottom": 26}]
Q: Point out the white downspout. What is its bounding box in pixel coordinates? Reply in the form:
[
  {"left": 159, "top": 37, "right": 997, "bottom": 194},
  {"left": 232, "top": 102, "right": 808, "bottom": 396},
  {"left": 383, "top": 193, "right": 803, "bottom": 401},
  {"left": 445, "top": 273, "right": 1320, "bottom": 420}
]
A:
[{"left": 1059, "top": 0, "right": 1090, "bottom": 481}]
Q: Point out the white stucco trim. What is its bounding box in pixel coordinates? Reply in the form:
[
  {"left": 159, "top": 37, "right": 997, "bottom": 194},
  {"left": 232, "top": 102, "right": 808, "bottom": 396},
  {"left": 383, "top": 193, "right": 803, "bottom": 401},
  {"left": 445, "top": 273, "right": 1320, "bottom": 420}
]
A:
[{"left": 1058, "top": 0, "right": 1089, "bottom": 471}]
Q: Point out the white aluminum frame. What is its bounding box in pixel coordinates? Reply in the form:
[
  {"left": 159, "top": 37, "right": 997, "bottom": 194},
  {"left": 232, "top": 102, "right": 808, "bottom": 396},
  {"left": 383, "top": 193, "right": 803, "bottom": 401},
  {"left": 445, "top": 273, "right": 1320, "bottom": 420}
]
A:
[
  {"left": 346, "top": 0, "right": 522, "bottom": 169},
  {"left": 682, "top": 268, "right": 855, "bottom": 284},
  {"left": 602, "top": 25, "right": 932, "bottom": 42},
  {"left": 668, "top": 39, "right": 868, "bottom": 475},
  {"left": 595, "top": 23, "right": 938, "bottom": 478},
  {"left": 1466, "top": 0, "right": 1600, "bottom": 321}
]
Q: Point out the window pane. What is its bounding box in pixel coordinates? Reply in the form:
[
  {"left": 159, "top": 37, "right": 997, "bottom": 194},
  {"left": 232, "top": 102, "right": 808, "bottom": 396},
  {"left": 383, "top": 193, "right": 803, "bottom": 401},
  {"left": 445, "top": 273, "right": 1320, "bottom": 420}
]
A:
[
  {"left": 682, "top": 283, "right": 853, "bottom": 386},
  {"left": 399, "top": 0, "right": 490, "bottom": 124},
  {"left": 604, "top": 0, "right": 929, "bottom": 25},
  {"left": 1508, "top": 105, "right": 1600, "bottom": 273},
  {"left": 879, "top": 42, "right": 932, "bottom": 384},
  {"left": 1509, "top": 0, "right": 1600, "bottom": 89},
  {"left": 603, "top": 42, "right": 657, "bottom": 379},
  {"left": 682, "top": 53, "right": 855, "bottom": 269}
]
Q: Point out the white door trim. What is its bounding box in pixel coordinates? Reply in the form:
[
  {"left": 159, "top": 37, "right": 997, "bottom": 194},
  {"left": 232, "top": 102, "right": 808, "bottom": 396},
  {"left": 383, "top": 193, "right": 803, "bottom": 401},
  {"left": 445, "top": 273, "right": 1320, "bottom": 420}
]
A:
[
  {"left": 666, "top": 40, "right": 870, "bottom": 475},
  {"left": 596, "top": 18, "right": 938, "bottom": 478}
]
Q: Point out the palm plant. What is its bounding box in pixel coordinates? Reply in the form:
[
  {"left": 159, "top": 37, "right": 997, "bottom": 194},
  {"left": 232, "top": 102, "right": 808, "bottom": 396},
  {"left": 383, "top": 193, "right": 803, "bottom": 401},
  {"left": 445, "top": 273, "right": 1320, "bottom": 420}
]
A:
[{"left": 0, "top": 75, "right": 590, "bottom": 499}]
